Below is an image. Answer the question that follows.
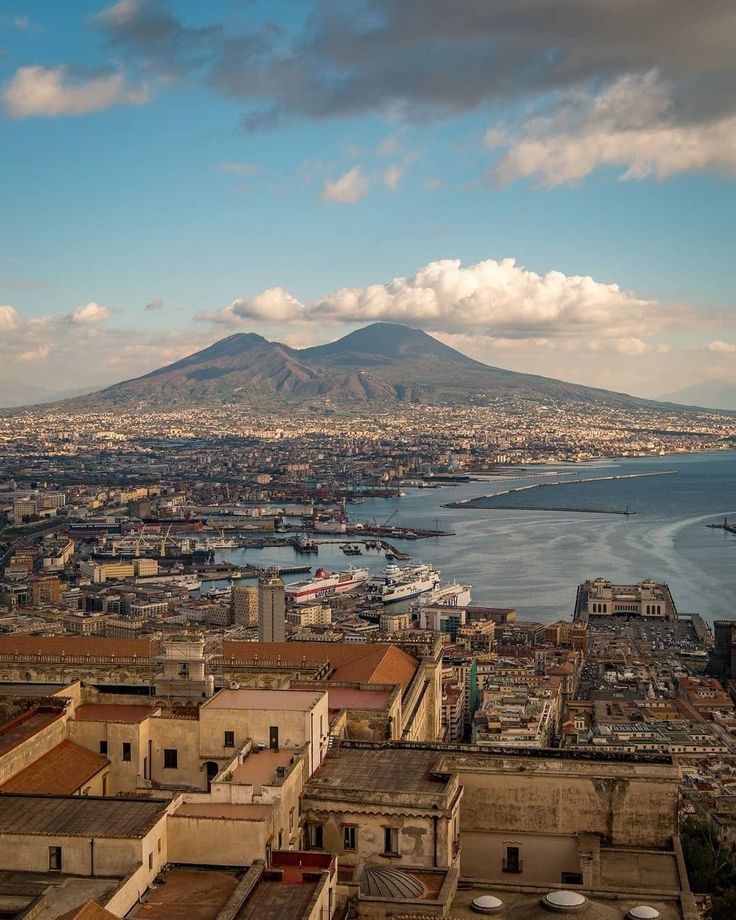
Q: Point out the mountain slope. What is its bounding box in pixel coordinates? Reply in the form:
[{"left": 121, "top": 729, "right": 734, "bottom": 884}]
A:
[
  {"left": 659, "top": 381, "right": 736, "bottom": 411},
  {"left": 66, "top": 322, "right": 681, "bottom": 411}
]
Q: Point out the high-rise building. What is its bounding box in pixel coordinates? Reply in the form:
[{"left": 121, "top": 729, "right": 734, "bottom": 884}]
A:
[
  {"left": 258, "top": 568, "right": 285, "bottom": 642},
  {"left": 230, "top": 584, "right": 258, "bottom": 626}
]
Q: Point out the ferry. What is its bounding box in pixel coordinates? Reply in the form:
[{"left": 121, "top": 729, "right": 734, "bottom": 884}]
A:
[
  {"left": 285, "top": 566, "right": 369, "bottom": 602},
  {"left": 366, "top": 563, "right": 441, "bottom": 605},
  {"left": 418, "top": 581, "right": 472, "bottom": 607}
]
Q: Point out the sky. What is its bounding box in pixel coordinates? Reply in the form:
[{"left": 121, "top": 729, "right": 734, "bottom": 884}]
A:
[{"left": 1, "top": 0, "right": 736, "bottom": 400}]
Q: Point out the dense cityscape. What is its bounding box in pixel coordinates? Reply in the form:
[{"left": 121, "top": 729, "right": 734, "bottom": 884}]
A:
[{"left": 3, "top": 1, "right": 736, "bottom": 918}]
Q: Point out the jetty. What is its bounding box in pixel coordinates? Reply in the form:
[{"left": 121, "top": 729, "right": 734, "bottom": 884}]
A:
[{"left": 707, "top": 516, "right": 736, "bottom": 535}]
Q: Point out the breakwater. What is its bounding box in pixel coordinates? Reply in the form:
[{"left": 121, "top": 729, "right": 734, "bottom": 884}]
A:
[{"left": 444, "top": 469, "right": 677, "bottom": 510}]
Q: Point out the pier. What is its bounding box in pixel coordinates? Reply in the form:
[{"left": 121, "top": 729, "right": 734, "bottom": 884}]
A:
[{"left": 707, "top": 516, "right": 736, "bottom": 535}]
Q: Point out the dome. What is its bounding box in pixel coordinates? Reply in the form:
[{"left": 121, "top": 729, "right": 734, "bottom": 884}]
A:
[
  {"left": 628, "top": 909, "right": 660, "bottom": 920},
  {"left": 360, "top": 865, "right": 424, "bottom": 900},
  {"left": 472, "top": 894, "right": 504, "bottom": 914},
  {"left": 543, "top": 890, "right": 588, "bottom": 912}
]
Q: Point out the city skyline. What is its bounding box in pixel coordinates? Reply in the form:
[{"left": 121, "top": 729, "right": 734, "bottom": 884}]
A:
[{"left": 2, "top": 0, "right": 736, "bottom": 400}]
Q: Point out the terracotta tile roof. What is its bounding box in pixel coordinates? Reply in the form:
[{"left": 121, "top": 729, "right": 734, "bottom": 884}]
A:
[
  {"left": 1, "top": 740, "right": 109, "bottom": 795},
  {"left": 56, "top": 901, "right": 119, "bottom": 920},
  {"left": 220, "top": 641, "right": 418, "bottom": 691},
  {"left": 0, "top": 636, "right": 156, "bottom": 660}
]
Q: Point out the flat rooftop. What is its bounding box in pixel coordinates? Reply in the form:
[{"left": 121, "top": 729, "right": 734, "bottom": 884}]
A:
[
  {"left": 327, "top": 687, "right": 392, "bottom": 711},
  {"left": 0, "top": 794, "right": 168, "bottom": 838},
  {"left": 128, "top": 867, "right": 242, "bottom": 920},
  {"left": 307, "top": 745, "right": 449, "bottom": 797},
  {"left": 0, "top": 682, "right": 68, "bottom": 697},
  {"left": 231, "top": 748, "right": 296, "bottom": 790},
  {"left": 233, "top": 873, "right": 319, "bottom": 920},
  {"left": 203, "top": 688, "right": 324, "bottom": 712},
  {"left": 450, "top": 886, "right": 685, "bottom": 919},
  {"left": 173, "top": 803, "right": 273, "bottom": 822},
  {"left": 0, "top": 872, "right": 122, "bottom": 920},
  {"left": 74, "top": 704, "right": 155, "bottom": 723}
]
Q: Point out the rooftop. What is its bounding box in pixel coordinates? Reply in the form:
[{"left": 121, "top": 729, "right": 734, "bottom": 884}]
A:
[
  {"left": 0, "top": 705, "right": 65, "bottom": 757},
  {"left": 306, "top": 745, "right": 452, "bottom": 799},
  {"left": 230, "top": 748, "right": 296, "bottom": 790},
  {"left": 129, "top": 867, "right": 242, "bottom": 920},
  {"left": 173, "top": 803, "right": 273, "bottom": 821},
  {"left": 220, "top": 641, "right": 418, "bottom": 691},
  {"left": 203, "top": 688, "right": 325, "bottom": 712},
  {"left": 326, "top": 687, "right": 393, "bottom": 711},
  {"left": 74, "top": 704, "right": 156, "bottom": 723},
  {"left": 1, "top": 740, "right": 108, "bottom": 795},
  {"left": 0, "top": 794, "right": 168, "bottom": 838},
  {"left": 232, "top": 872, "right": 320, "bottom": 920}
]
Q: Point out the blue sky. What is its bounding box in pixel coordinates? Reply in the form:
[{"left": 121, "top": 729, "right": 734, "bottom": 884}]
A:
[{"left": 1, "top": 0, "right": 735, "bottom": 398}]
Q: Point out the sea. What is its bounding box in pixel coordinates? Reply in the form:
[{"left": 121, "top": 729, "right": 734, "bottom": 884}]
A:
[{"left": 211, "top": 450, "right": 736, "bottom": 626}]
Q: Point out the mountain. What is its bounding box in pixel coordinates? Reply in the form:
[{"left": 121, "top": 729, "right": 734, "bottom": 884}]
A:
[
  {"left": 65, "top": 322, "right": 685, "bottom": 411},
  {"left": 659, "top": 381, "right": 736, "bottom": 411}
]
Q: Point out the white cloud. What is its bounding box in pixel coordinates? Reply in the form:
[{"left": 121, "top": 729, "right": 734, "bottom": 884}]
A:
[
  {"left": 67, "top": 302, "right": 113, "bottom": 325},
  {"left": 319, "top": 167, "right": 369, "bottom": 204},
  {"left": 382, "top": 164, "right": 404, "bottom": 190},
  {"left": 424, "top": 178, "right": 443, "bottom": 191},
  {"left": 95, "top": 0, "right": 141, "bottom": 27},
  {"left": 306, "top": 257, "right": 668, "bottom": 339},
  {"left": 4, "top": 65, "right": 150, "bottom": 118},
  {"left": 0, "top": 305, "right": 21, "bottom": 330},
  {"left": 232, "top": 287, "right": 304, "bottom": 323},
  {"left": 488, "top": 70, "right": 736, "bottom": 186},
  {"left": 145, "top": 298, "right": 165, "bottom": 311},
  {"left": 197, "top": 256, "right": 694, "bottom": 346},
  {"left": 705, "top": 340, "right": 736, "bottom": 354}
]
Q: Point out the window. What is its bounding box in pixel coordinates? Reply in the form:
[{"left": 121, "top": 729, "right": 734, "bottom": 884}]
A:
[
  {"left": 269, "top": 725, "right": 279, "bottom": 749},
  {"left": 561, "top": 872, "right": 583, "bottom": 885},
  {"left": 343, "top": 826, "right": 357, "bottom": 851},
  {"left": 158, "top": 838, "right": 162, "bottom": 853},
  {"left": 503, "top": 845, "right": 521, "bottom": 873},
  {"left": 383, "top": 827, "right": 399, "bottom": 856},
  {"left": 306, "top": 823, "right": 323, "bottom": 850},
  {"left": 122, "top": 742, "right": 131, "bottom": 762},
  {"left": 49, "top": 846, "right": 62, "bottom": 872},
  {"left": 148, "top": 853, "right": 153, "bottom": 869},
  {"left": 163, "top": 748, "right": 178, "bottom": 769},
  {"left": 224, "top": 731, "right": 235, "bottom": 748},
  {"left": 99, "top": 740, "right": 108, "bottom": 755}
]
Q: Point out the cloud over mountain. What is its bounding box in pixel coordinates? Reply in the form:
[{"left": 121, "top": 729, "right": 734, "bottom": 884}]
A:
[{"left": 200, "top": 257, "right": 682, "bottom": 344}]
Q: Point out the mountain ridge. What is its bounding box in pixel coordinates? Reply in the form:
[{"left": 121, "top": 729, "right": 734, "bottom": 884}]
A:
[{"left": 24, "top": 323, "right": 726, "bottom": 413}]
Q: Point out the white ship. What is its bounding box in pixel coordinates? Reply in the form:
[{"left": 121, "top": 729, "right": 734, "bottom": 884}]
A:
[
  {"left": 285, "top": 566, "right": 369, "bottom": 602},
  {"left": 366, "top": 563, "right": 441, "bottom": 605},
  {"left": 418, "top": 581, "right": 472, "bottom": 607},
  {"left": 194, "top": 536, "right": 238, "bottom": 551}
]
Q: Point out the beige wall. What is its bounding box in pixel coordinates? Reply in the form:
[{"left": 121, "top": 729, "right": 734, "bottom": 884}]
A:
[
  {"left": 167, "top": 813, "right": 267, "bottom": 866},
  {"left": 200, "top": 694, "right": 329, "bottom": 775},
  {"left": 300, "top": 805, "right": 456, "bottom": 871},
  {"left": 440, "top": 752, "right": 679, "bottom": 851},
  {"left": 149, "top": 717, "right": 205, "bottom": 789},
  {"left": 0, "top": 711, "right": 68, "bottom": 785},
  {"left": 462, "top": 830, "right": 580, "bottom": 884},
  {"left": 69, "top": 716, "right": 150, "bottom": 795}
]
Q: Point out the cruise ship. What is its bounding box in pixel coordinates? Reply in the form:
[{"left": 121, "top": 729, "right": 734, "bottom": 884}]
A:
[
  {"left": 285, "top": 566, "right": 369, "bottom": 602},
  {"left": 366, "top": 563, "right": 441, "bottom": 605}
]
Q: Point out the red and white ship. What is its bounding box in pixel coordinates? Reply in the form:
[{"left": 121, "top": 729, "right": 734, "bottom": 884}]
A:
[{"left": 285, "top": 566, "right": 369, "bottom": 602}]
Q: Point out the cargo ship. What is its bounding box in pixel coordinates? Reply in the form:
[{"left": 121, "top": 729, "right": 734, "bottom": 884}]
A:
[
  {"left": 285, "top": 566, "right": 369, "bottom": 602},
  {"left": 366, "top": 563, "right": 441, "bottom": 605}
]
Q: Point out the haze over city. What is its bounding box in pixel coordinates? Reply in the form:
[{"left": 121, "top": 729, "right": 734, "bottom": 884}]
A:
[{"left": 2, "top": 0, "right": 736, "bottom": 406}]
